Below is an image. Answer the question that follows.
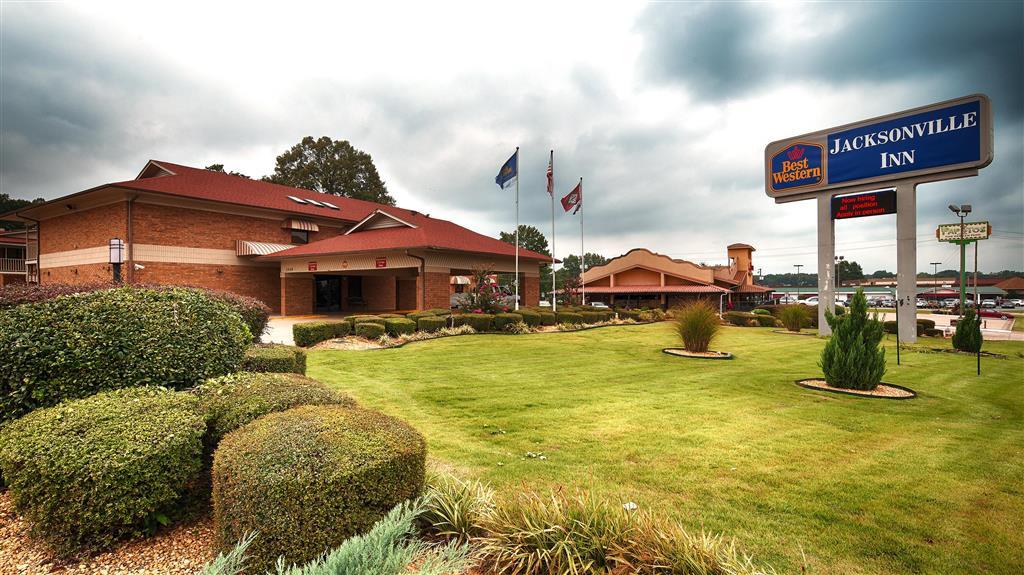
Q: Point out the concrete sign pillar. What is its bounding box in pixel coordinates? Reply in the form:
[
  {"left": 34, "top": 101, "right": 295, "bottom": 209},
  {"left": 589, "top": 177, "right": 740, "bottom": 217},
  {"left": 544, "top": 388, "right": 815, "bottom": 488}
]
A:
[
  {"left": 816, "top": 194, "right": 836, "bottom": 335},
  {"left": 895, "top": 183, "right": 918, "bottom": 342}
]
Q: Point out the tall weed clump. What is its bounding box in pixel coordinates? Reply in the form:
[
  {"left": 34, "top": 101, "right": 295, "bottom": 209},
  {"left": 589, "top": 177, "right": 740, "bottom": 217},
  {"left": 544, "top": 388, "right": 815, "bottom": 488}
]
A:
[
  {"left": 819, "top": 288, "right": 886, "bottom": 390},
  {"left": 674, "top": 300, "right": 721, "bottom": 353}
]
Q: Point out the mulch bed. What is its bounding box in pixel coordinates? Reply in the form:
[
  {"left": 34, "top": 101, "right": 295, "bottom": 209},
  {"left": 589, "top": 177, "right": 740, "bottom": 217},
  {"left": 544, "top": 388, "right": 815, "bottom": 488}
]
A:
[
  {"left": 770, "top": 330, "right": 816, "bottom": 336},
  {"left": 794, "top": 378, "right": 916, "bottom": 399},
  {"left": 927, "top": 348, "right": 1006, "bottom": 359},
  {"left": 0, "top": 492, "right": 215, "bottom": 575},
  {"left": 662, "top": 348, "right": 733, "bottom": 360}
]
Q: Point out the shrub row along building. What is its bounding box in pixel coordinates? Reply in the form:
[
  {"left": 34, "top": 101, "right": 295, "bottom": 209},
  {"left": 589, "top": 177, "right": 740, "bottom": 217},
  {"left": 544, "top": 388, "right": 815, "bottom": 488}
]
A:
[
  {"left": 580, "top": 245, "right": 773, "bottom": 310},
  {"left": 0, "top": 161, "right": 549, "bottom": 314}
]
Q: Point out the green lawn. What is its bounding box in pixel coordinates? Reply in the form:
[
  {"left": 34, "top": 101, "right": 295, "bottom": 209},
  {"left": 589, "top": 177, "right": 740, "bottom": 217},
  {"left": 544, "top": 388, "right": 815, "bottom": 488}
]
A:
[{"left": 309, "top": 324, "right": 1024, "bottom": 575}]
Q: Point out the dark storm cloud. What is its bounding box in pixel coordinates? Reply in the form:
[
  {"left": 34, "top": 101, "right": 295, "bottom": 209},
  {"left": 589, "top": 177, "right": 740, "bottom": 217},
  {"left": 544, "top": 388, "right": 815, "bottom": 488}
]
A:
[{"left": 638, "top": 2, "right": 1024, "bottom": 116}]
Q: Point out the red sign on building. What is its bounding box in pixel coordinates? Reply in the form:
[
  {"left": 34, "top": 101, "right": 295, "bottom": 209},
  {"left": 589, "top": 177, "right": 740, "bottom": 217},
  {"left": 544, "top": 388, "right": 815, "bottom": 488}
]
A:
[
  {"left": 375, "top": 257, "right": 387, "bottom": 268},
  {"left": 308, "top": 262, "right": 317, "bottom": 271}
]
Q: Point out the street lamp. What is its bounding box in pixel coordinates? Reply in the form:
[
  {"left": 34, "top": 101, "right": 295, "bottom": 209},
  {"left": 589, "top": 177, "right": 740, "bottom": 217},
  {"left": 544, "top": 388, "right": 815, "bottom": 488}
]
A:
[
  {"left": 948, "top": 204, "right": 972, "bottom": 313},
  {"left": 930, "top": 261, "right": 942, "bottom": 304},
  {"left": 834, "top": 255, "right": 845, "bottom": 290},
  {"left": 793, "top": 264, "right": 803, "bottom": 301}
]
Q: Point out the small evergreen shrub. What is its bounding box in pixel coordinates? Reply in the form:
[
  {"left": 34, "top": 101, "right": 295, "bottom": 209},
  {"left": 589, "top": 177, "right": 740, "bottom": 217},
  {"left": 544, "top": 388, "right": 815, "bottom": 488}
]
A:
[
  {"left": 195, "top": 372, "right": 356, "bottom": 450},
  {"left": 538, "top": 311, "right": 557, "bottom": 326},
  {"left": 674, "top": 300, "right": 720, "bottom": 353},
  {"left": 417, "top": 316, "right": 447, "bottom": 332},
  {"left": 384, "top": 317, "right": 417, "bottom": 336},
  {"left": 755, "top": 304, "right": 781, "bottom": 316},
  {"left": 405, "top": 311, "right": 435, "bottom": 321},
  {"left": 820, "top": 289, "right": 886, "bottom": 390},
  {"left": 212, "top": 405, "right": 426, "bottom": 571},
  {"left": 753, "top": 313, "right": 776, "bottom": 327},
  {"left": 580, "top": 311, "right": 604, "bottom": 324},
  {"left": 425, "top": 308, "right": 451, "bottom": 316},
  {"left": 752, "top": 308, "right": 771, "bottom": 315},
  {"left": 722, "top": 311, "right": 757, "bottom": 326},
  {"left": 0, "top": 287, "right": 249, "bottom": 423},
  {"left": 778, "top": 305, "right": 809, "bottom": 332},
  {"left": 556, "top": 311, "right": 584, "bottom": 325},
  {"left": 924, "top": 328, "right": 944, "bottom": 338},
  {"left": 240, "top": 344, "right": 307, "bottom": 374},
  {"left": 517, "top": 309, "right": 541, "bottom": 327},
  {"left": 378, "top": 313, "right": 404, "bottom": 319},
  {"left": 952, "top": 307, "right": 983, "bottom": 353},
  {"left": 460, "top": 313, "right": 494, "bottom": 332},
  {"left": 352, "top": 315, "right": 384, "bottom": 325},
  {"left": 333, "top": 321, "right": 352, "bottom": 337},
  {"left": 493, "top": 312, "right": 524, "bottom": 331},
  {"left": 293, "top": 322, "right": 337, "bottom": 347},
  {"left": 356, "top": 322, "right": 386, "bottom": 339},
  {"left": 0, "top": 388, "right": 205, "bottom": 556}
]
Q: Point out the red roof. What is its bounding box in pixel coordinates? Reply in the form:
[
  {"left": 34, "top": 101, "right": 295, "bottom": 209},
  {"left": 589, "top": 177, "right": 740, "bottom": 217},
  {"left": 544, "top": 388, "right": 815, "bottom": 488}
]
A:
[
  {"left": 734, "top": 283, "right": 773, "bottom": 293},
  {"left": 995, "top": 277, "right": 1024, "bottom": 290},
  {"left": 581, "top": 285, "right": 730, "bottom": 294},
  {"left": 110, "top": 160, "right": 418, "bottom": 224}
]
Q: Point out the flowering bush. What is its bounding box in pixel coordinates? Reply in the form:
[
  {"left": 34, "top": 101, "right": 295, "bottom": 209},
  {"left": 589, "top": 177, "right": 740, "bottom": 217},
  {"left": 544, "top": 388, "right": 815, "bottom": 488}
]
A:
[{"left": 456, "top": 265, "right": 505, "bottom": 314}]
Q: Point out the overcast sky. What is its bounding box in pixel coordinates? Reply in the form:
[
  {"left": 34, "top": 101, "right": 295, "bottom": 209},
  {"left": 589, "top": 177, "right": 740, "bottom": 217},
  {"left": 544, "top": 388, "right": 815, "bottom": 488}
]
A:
[{"left": 2, "top": 1, "right": 1022, "bottom": 274}]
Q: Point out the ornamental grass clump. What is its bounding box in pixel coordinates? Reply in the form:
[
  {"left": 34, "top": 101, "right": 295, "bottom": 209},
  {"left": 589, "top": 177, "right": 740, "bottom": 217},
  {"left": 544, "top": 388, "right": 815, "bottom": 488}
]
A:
[
  {"left": 819, "top": 288, "right": 886, "bottom": 390},
  {"left": 952, "top": 306, "right": 983, "bottom": 353},
  {"left": 420, "top": 471, "right": 495, "bottom": 542},
  {"left": 673, "top": 300, "right": 721, "bottom": 353},
  {"left": 778, "top": 305, "right": 809, "bottom": 332}
]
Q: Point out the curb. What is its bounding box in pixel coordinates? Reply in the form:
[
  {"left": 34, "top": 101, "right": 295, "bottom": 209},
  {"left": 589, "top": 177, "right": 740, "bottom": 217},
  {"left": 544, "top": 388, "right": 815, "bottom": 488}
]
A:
[{"left": 793, "top": 378, "right": 917, "bottom": 400}]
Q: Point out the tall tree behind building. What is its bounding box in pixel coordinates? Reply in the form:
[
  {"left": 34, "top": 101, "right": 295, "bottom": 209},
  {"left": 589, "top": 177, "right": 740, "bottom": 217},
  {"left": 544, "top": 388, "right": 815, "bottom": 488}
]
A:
[
  {"left": 499, "top": 225, "right": 552, "bottom": 294},
  {"left": 0, "top": 193, "right": 45, "bottom": 230},
  {"left": 263, "top": 136, "right": 395, "bottom": 205}
]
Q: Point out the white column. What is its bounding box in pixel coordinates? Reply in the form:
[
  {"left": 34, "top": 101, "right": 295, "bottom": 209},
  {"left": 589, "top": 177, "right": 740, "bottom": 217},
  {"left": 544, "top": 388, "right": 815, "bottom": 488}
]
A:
[
  {"left": 817, "top": 193, "right": 835, "bottom": 335},
  {"left": 896, "top": 182, "right": 918, "bottom": 343}
]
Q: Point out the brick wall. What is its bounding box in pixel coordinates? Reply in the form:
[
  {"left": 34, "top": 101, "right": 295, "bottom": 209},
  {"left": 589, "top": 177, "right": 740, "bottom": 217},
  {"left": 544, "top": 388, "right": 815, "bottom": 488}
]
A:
[
  {"left": 39, "top": 203, "right": 127, "bottom": 255},
  {"left": 522, "top": 275, "right": 540, "bottom": 307},
  {"left": 397, "top": 278, "right": 418, "bottom": 310},
  {"left": 423, "top": 271, "right": 450, "bottom": 310},
  {"left": 363, "top": 275, "right": 397, "bottom": 311},
  {"left": 281, "top": 276, "right": 314, "bottom": 316},
  {"left": 133, "top": 262, "right": 280, "bottom": 312},
  {"left": 42, "top": 263, "right": 115, "bottom": 283}
]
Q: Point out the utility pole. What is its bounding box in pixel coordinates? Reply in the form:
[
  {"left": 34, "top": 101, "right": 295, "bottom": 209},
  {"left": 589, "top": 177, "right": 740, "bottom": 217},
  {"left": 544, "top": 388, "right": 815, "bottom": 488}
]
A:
[
  {"left": 930, "top": 261, "right": 942, "bottom": 304},
  {"left": 794, "top": 264, "right": 804, "bottom": 301}
]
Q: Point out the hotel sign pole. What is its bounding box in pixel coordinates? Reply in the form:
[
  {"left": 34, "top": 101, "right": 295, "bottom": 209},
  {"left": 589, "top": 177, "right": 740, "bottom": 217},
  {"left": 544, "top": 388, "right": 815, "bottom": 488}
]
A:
[{"left": 765, "top": 94, "right": 993, "bottom": 343}]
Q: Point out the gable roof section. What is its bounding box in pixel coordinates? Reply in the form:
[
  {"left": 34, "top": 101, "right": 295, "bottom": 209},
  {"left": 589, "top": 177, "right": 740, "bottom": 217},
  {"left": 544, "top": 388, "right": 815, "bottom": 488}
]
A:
[
  {"left": 260, "top": 215, "right": 551, "bottom": 261},
  {"left": 346, "top": 209, "right": 417, "bottom": 234},
  {"left": 583, "top": 248, "right": 715, "bottom": 286}
]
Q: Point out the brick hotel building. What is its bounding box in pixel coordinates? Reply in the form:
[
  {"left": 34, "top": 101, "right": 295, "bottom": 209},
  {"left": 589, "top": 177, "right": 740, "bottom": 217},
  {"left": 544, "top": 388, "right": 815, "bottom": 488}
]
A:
[{"left": 0, "top": 161, "right": 550, "bottom": 314}]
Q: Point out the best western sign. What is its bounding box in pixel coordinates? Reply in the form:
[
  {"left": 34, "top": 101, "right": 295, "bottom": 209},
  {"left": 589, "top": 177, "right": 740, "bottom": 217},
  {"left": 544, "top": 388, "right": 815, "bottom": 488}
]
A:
[{"left": 765, "top": 94, "right": 992, "bottom": 200}]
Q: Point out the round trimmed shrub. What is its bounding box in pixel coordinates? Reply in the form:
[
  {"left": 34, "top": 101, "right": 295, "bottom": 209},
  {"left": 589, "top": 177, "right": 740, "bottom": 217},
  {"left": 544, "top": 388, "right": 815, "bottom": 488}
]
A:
[
  {"left": 384, "top": 317, "right": 417, "bottom": 336},
  {"left": 0, "top": 388, "right": 205, "bottom": 556},
  {"left": 752, "top": 308, "right": 771, "bottom": 315},
  {"left": 212, "top": 405, "right": 426, "bottom": 571},
  {"left": 516, "top": 309, "right": 541, "bottom": 327},
  {"left": 241, "top": 344, "right": 307, "bottom": 374},
  {"left": 493, "top": 312, "right": 524, "bottom": 331},
  {"left": 355, "top": 322, "right": 386, "bottom": 339},
  {"left": 352, "top": 315, "right": 384, "bottom": 325},
  {"left": 460, "top": 313, "right": 494, "bottom": 332},
  {"left": 292, "top": 321, "right": 337, "bottom": 347},
  {"left": 753, "top": 313, "right": 776, "bottom": 327},
  {"left": 195, "top": 372, "right": 356, "bottom": 450},
  {"left": 538, "top": 311, "right": 556, "bottom": 326},
  {"left": 556, "top": 311, "right": 584, "bottom": 325},
  {"left": 0, "top": 287, "right": 249, "bottom": 423},
  {"left": 417, "top": 315, "right": 447, "bottom": 332}
]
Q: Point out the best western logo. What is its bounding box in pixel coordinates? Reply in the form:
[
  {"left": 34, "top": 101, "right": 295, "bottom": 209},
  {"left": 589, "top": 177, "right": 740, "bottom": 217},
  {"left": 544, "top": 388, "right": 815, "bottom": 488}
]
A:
[{"left": 770, "top": 143, "right": 823, "bottom": 192}]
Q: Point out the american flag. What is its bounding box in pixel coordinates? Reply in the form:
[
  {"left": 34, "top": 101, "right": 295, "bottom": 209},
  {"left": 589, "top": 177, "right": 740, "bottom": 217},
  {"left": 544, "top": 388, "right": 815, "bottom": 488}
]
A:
[{"left": 546, "top": 154, "right": 553, "bottom": 196}]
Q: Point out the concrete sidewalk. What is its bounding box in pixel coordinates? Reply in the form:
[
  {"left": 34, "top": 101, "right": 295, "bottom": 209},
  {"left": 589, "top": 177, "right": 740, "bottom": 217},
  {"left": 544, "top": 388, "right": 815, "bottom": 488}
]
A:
[{"left": 262, "top": 315, "right": 334, "bottom": 346}]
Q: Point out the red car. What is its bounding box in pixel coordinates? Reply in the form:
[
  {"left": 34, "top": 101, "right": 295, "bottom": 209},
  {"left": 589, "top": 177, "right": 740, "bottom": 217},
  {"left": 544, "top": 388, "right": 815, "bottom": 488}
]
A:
[{"left": 950, "top": 305, "right": 1011, "bottom": 320}]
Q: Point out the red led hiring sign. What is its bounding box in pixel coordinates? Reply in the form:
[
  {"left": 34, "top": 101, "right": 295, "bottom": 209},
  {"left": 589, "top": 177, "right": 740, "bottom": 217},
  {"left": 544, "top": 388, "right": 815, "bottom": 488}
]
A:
[{"left": 830, "top": 190, "right": 897, "bottom": 220}]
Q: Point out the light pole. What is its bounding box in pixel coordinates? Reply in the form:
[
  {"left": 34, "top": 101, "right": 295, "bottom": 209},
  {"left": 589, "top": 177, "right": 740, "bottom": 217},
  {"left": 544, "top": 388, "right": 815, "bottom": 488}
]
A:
[
  {"left": 108, "top": 238, "right": 125, "bottom": 283},
  {"left": 930, "top": 261, "right": 941, "bottom": 304},
  {"left": 948, "top": 204, "right": 972, "bottom": 314},
  {"left": 794, "top": 264, "right": 803, "bottom": 301}
]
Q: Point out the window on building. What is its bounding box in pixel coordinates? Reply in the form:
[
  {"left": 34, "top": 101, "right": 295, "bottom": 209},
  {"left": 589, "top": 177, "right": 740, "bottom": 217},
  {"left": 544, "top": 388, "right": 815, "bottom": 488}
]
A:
[{"left": 291, "top": 229, "right": 309, "bottom": 244}]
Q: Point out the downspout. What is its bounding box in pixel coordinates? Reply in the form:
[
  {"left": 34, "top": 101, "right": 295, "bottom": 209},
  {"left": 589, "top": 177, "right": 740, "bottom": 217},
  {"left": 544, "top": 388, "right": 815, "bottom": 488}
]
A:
[
  {"left": 405, "top": 250, "right": 426, "bottom": 310},
  {"left": 127, "top": 196, "right": 137, "bottom": 283}
]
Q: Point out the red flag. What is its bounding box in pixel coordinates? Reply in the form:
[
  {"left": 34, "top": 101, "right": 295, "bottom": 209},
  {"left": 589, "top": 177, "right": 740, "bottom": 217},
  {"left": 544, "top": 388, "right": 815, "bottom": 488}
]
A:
[
  {"left": 561, "top": 180, "right": 582, "bottom": 214},
  {"left": 546, "top": 155, "right": 553, "bottom": 196}
]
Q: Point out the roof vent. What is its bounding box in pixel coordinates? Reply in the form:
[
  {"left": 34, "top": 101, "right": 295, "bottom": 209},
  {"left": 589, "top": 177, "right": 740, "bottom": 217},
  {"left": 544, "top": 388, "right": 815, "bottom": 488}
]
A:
[
  {"left": 321, "top": 201, "right": 340, "bottom": 210},
  {"left": 287, "top": 196, "right": 307, "bottom": 204},
  {"left": 304, "top": 198, "right": 325, "bottom": 207}
]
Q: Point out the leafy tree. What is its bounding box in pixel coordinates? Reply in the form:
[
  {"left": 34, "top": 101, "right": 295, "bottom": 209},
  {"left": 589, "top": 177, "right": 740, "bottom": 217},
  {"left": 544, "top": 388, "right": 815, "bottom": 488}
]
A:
[
  {"left": 0, "top": 193, "right": 45, "bottom": 230},
  {"left": 819, "top": 288, "right": 886, "bottom": 390},
  {"left": 556, "top": 253, "right": 608, "bottom": 292},
  {"left": 952, "top": 307, "right": 982, "bottom": 353},
  {"left": 759, "top": 272, "right": 817, "bottom": 287},
  {"left": 868, "top": 269, "right": 893, "bottom": 278},
  {"left": 499, "top": 225, "right": 554, "bottom": 295},
  {"left": 205, "top": 164, "right": 250, "bottom": 178},
  {"left": 263, "top": 136, "right": 394, "bottom": 205},
  {"left": 836, "top": 259, "right": 864, "bottom": 281}
]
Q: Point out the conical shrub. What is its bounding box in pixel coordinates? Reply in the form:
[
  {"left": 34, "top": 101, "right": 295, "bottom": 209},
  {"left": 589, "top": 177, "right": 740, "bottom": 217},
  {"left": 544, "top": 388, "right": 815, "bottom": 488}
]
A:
[
  {"left": 952, "top": 306, "right": 983, "bottom": 353},
  {"left": 819, "top": 288, "right": 886, "bottom": 390}
]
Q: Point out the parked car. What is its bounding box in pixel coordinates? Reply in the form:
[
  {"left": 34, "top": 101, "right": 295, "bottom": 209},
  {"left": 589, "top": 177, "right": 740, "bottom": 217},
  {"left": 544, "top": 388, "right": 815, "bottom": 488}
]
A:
[
  {"left": 877, "top": 298, "right": 895, "bottom": 308},
  {"left": 778, "top": 296, "right": 799, "bottom": 304},
  {"left": 916, "top": 299, "right": 928, "bottom": 308},
  {"left": 981, "top": 300, "right": 996, "bottom": 308},
  {"left": 799, "top": 297, "right": 819, "bottom": 306},
  {"left": 978, "top": 308, "right": 1011, "bottom": 320},
  {"left": 942, "top": 298, "right": 959, "bottom": 308},
  {"left": 589, "top": 301, "right": 610, "bottom": 309}
]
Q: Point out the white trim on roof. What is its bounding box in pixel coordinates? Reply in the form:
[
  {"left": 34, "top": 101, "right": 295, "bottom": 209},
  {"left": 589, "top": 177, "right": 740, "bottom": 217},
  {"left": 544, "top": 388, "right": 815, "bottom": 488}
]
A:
[{"left": 345, "top": 209, "right": 418, "bottom": 235}]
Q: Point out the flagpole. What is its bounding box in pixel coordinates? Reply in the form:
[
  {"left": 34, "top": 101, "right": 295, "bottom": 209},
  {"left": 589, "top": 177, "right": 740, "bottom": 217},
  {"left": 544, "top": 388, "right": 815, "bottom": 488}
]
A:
[
  {"left": 580, "top": 177, "right": 585, "bottom": 306},
  {"left": 550, "top": 150, "right": 557, "bottom": 312},
  {"left": 514, "top": 146, "right": 520, "bottom": 311}
]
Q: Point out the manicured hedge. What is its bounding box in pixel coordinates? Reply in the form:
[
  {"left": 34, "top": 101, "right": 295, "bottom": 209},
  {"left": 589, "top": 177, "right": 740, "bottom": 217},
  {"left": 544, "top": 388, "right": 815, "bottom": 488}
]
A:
[
  {"left": 384, "top": 317, "right": 417, "bottom": 336},
  {"left": 882, "top": 319, "right": 933, "bottom": 336},
  {"left": 556, "top": 311, "right": 584, "bottom": 325},
  {"left": 924, "top": 328, "right": 944, "bottom": 337},
  {"left": 753, "top": 313, "right": 777, "bottom": 327},
  {"left": 212, "top": 405, "right": 426, "bottom": 571},
  {"left": 199, "top": 288, "right": 271, "bottom": 342},
  {"left": 356, "top": 322, "right": 386, "bottom": 339},
  {"left": 425, "top": 308, "right": 451, "bottom": 316},
  {"left": 405, "top": 311, "right": 435, "bottom": 321},
  {"left": 458, "top": 313, "right": 494, "bottom": 332},
  {"left": 0, "top": 287, "right": 249, "bottom": 423},
  {"left": 240, "top": 344, "right": 307, "bottom": 374},
  {"left": 723, "top": 311, "right": 757, "bottom": 326},
  {"left": 195, "top": 372, "right": 356, "bottom": 450},
  {"left": 378, "top": 313, "right": 404, "bottom": 319},
  {"left": 538, "top": 311, "right": 557, "bottom": 326},
  {"left": 352, "top": 315, "right": 385, "bottom": 325},
  {"left": 615, "top": 308, "right": 642, "bottom": 321},
  {"left": 0, "top": 281, "right": 114, "bottom": 310},
  {"left": 516, "top": 309, "right": 541, "bottom": 327},
  {"left": 0, "top": 388, "right": 205, "bottom": 556},
  {"left": 493, "top": 312, "right": 525, "bottom": 331},
  {"left": 293, "top": 321, "right": 349, "bottom": 347},
  {"left": 417, "top": 315, "right": 447, "bottom": 332}
]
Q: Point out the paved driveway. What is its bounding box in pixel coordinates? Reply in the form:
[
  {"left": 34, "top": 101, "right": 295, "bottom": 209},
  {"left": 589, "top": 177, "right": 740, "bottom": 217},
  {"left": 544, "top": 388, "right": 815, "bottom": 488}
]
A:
[
  {"left": 263, "top": 315, "right": 334, "bottom": 346},
  {"left": 875, "top": 312, "right": 1021, "bottom": 341}
]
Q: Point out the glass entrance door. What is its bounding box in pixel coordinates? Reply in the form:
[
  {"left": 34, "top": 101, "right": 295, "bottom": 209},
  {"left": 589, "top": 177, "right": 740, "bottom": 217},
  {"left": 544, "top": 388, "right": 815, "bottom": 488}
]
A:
[{"left": 314, "top": 276, "right": 341, "bottom": 312}]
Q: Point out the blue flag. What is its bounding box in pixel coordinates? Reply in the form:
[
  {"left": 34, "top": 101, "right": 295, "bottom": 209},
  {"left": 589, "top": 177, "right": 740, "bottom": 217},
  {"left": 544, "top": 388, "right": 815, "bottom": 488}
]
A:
[{"left": 495, "top": 148, "right": 518, "bottom": 189}]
